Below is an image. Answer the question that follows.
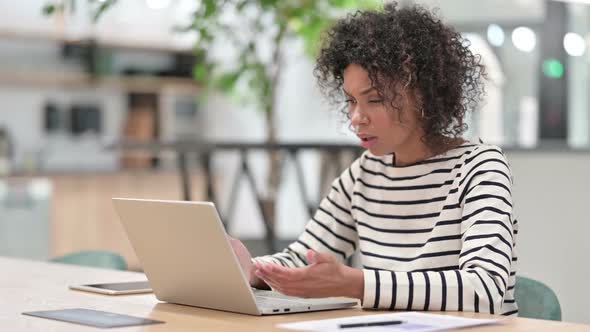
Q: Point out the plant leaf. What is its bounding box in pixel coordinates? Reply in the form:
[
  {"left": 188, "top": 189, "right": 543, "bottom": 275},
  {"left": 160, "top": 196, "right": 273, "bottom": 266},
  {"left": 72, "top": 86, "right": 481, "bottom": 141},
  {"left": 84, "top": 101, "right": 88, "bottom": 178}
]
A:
[
  {"left": 215, "top": 71, "right": 242, "bottom": 93},
  {"left": 42, "top": 4, "right": 56, "bottom": 15}
]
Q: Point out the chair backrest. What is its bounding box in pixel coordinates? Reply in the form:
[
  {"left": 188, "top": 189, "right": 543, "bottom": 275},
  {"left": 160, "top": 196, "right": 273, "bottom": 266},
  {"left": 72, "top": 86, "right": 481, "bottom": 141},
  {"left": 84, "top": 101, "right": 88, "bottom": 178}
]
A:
[
  {"left": 515, "top": 276, "right": 561, "bottom": 321},
  {"left": 51, "top": 250, "right": 127, "bottom": 271}
]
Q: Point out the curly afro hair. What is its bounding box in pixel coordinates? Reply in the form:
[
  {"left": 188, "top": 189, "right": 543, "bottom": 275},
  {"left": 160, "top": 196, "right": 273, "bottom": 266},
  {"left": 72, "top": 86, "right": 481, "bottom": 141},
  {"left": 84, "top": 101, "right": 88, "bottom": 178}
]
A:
[{"left": 314, "top": 2, "right": 486, "bottom": 153}]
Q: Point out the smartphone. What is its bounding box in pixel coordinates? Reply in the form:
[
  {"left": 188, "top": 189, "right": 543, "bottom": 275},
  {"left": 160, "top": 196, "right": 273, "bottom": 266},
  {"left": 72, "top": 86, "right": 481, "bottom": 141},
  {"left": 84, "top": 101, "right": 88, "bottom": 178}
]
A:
[{"left": 69, "top": 281, "right": 152, "bottom": 295}]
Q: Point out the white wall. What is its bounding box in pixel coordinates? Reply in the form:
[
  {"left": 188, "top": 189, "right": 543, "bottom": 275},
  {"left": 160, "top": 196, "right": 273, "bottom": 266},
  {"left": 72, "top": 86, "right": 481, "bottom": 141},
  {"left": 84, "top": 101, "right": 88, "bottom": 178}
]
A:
[
  {"left": 567, "top": 4, "right": 590, "bottom": 148},
  {"left": 506, "top": 151, "right": 590, "bottom": 323}
]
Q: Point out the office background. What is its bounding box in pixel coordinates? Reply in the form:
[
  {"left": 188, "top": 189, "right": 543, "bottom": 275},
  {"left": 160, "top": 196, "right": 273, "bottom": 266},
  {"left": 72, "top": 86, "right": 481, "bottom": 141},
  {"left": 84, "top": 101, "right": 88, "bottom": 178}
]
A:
[{"left": 0, "top": 0, "right": 589, "bottom": 324}]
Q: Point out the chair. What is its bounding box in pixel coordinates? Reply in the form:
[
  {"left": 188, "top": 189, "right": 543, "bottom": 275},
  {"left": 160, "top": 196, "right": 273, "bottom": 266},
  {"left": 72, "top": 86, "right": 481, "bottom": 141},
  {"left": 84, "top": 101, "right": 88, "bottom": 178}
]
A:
[
  {"left": 514, "top": 276, "right": 561, "bottom": 321},
  {"left": 51, "top": 250, "right": 127, "bottom": 271}
]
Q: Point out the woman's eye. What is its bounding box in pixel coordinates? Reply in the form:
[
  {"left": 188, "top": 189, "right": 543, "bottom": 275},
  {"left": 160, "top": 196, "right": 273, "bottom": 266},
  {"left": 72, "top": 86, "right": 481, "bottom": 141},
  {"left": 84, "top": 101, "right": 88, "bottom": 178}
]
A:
[
  {"left": 345, "top": 99, "right": 356, "bottom": 105},
  {"left": 369, "top": 99, "right": 383, "bottom": 104}
]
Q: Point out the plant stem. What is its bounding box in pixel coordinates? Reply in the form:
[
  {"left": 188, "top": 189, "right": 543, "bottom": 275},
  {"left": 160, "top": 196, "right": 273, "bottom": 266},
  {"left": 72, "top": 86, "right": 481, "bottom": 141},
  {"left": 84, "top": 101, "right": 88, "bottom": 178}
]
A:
[{"left": 262, "top": 21, "right": 287, "bottom": 230}]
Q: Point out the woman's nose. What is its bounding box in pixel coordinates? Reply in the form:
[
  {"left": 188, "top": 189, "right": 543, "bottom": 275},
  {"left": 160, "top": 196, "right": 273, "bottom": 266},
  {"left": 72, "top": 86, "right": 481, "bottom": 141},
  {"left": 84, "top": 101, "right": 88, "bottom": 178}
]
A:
[{"left": 351, "top": 108, "right": 368, "bottom": 128}]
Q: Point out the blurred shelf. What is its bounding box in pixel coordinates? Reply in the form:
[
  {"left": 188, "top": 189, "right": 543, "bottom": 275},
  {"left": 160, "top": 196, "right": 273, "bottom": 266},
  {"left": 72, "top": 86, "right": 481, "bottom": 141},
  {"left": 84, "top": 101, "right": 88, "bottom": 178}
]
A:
[
  {"left": 0, "top": 70, "right": 200, "bottom": 94},
  {"left": 0, "top": 28, "right": 199, "bottom": 93},
  {"left": 0, "top": 29, "right": 194, "bottom": 55}
]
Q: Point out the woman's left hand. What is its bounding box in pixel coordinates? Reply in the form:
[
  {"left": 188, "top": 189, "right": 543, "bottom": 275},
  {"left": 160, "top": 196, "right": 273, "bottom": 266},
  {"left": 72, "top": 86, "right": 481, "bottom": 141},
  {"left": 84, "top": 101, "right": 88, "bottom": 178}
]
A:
[{"left": 254, "top": 250, "right": 364, "bottom": 300}]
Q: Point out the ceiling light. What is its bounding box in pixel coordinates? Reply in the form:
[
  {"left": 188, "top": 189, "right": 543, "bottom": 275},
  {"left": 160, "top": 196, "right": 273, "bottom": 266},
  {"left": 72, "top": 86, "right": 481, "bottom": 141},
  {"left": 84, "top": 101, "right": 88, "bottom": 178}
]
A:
[
  {"left": 563, "top": 32, "right": 586, "bottom": 56},
  {"left": 487, "top": 24, "right": 505, "bottom": 47},
  {"left": 512, "top": 27, "right": 536, "bottom": 52}
]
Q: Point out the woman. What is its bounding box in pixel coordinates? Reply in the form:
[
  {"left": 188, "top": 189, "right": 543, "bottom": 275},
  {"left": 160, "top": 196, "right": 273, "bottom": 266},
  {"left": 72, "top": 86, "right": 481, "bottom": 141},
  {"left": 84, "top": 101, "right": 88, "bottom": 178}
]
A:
[{"left": 231, "top": 3, "right": 517, "bottom": 316}]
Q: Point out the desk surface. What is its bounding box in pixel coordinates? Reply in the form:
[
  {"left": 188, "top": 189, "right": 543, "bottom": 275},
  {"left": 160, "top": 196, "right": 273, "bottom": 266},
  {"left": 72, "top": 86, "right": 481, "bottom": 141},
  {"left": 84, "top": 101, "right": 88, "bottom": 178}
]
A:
[{"left": 3, "top": 257, "right": 589, "bottom": 331}]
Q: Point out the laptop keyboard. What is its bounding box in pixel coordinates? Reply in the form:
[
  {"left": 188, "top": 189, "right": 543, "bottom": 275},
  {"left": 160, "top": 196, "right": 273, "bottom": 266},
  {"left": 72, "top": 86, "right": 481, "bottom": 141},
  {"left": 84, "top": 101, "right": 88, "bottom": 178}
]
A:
[{"left": 254, "top": 290, "right": 300, "bottom": 299}]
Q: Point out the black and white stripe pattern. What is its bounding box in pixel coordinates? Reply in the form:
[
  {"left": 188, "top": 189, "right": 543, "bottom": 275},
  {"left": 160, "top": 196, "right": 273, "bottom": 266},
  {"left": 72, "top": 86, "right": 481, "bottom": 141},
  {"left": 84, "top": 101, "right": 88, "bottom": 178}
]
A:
[{"left": 255, "top": 142, "right": 518, "bottom": 315}]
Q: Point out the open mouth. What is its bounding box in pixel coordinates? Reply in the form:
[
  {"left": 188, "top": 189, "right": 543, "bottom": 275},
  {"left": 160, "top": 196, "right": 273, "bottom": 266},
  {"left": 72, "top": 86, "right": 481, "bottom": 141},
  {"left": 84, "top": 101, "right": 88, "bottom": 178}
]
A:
[{"left": 359, "top": 136, "right": 378, "bottom": 148}]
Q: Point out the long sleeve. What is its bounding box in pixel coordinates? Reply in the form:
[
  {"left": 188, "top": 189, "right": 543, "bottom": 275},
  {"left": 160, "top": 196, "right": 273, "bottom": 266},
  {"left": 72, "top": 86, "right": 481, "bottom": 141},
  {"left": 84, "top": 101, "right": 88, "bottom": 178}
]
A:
[
  {"left": 253, "top": 159, "right": 361, "bottom": 268},
  {"left": 362, "top": 149, "right": 515, "bottom": 314}
]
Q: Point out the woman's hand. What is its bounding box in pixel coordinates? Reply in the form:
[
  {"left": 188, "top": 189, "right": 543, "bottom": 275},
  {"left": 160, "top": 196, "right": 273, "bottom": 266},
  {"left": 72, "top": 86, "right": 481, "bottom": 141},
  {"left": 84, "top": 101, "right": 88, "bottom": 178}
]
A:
[{"left": 254, "top": 250, "right": 364, "bottom": 300}]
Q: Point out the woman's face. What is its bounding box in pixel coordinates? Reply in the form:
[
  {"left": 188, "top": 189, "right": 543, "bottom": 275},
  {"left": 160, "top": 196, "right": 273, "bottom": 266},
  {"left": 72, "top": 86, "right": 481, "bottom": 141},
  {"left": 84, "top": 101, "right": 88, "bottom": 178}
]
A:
[{"left": 343, "top": 64, "right": 424, "bottom": 156}]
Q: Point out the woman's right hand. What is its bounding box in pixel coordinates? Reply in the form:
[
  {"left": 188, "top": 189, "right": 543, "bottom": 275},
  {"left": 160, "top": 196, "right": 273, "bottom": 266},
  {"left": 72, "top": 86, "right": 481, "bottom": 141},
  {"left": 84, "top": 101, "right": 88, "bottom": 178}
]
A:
[{"left": 227, "top": 236, "right": 267, "bottom": 288}]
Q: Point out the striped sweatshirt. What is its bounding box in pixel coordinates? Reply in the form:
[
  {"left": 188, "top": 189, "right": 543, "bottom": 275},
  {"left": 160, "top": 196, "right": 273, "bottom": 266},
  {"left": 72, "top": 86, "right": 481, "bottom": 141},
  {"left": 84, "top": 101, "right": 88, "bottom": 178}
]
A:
[{"left": 255, "top": 142, "right": 518, "bottom": 315}]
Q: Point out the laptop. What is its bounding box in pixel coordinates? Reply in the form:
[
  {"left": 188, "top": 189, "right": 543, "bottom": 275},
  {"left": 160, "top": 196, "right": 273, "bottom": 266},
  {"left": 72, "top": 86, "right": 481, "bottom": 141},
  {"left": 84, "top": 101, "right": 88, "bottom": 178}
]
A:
[{"left": 112, "top": 198, "right": 358, "bottom": 315}]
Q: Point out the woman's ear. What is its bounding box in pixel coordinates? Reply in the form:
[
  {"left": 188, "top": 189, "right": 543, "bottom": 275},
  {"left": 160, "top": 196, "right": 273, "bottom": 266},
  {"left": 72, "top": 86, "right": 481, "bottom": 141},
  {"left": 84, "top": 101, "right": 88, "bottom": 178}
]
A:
[
  {"left": 395, "top": 87, "right": 424, "bottom": 126},
  {"left": 413, "top": 89, "right": 425, "bottom": 120}
]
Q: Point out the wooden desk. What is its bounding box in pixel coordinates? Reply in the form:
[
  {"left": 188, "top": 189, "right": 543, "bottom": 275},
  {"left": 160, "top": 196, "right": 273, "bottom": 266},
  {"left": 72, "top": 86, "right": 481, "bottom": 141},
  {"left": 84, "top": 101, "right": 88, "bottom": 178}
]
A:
[{"left": 3, "top": 257, "right": 589, "bottom": 331}]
